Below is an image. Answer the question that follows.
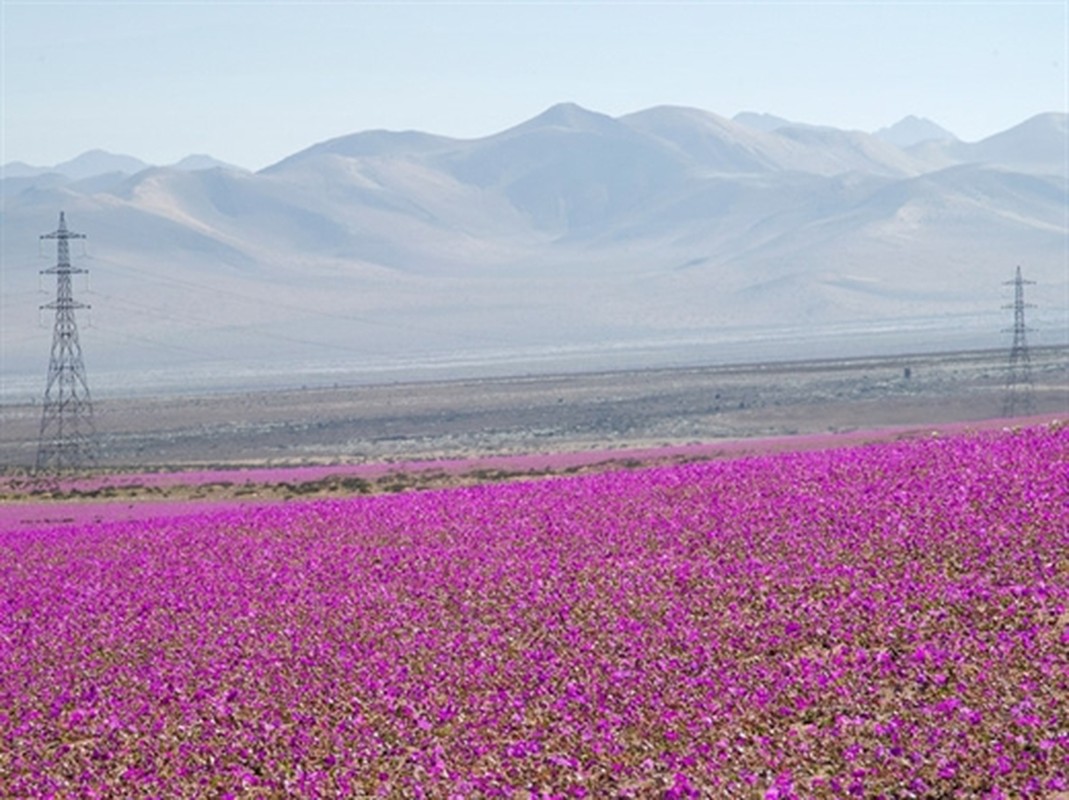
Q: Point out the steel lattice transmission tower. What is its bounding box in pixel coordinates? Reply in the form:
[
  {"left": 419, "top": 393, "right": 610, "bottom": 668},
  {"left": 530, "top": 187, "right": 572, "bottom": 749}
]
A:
[
  {"left": 35, "top": 212, "right": 98, "bottom": 472},
  {"left": 1001, "top": 265, "right": 1036, "bottom": 418}
]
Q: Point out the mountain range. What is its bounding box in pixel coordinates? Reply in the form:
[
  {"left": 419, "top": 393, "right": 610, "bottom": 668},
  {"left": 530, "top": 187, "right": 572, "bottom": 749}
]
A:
[{"left": 2, "top": 105, "right": 1066, "bottom": 398}]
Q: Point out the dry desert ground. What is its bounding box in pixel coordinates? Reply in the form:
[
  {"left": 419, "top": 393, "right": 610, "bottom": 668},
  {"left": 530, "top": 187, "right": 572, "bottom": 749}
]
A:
[{"left": 2, "top": 347, "right": 1066, "bottom": 473}]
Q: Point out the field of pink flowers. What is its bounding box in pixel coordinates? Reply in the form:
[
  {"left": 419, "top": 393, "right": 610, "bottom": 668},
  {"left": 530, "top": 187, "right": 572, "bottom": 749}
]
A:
[{"left": 1, "top": 424, "right": 1066, "bottom": 797}]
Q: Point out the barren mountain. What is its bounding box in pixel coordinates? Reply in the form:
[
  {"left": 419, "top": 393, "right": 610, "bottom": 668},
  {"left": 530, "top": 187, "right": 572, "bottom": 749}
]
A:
[
  {"left": 2, "top": 104, "right": 1065, "bottom": 399},
  {"left": 874, "top": 115, "right": 957, "bottom": 148}
]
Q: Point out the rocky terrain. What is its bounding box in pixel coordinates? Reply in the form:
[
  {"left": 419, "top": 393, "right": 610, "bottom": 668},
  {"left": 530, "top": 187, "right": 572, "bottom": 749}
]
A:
[{"left": 2, "top": 346, "right": 1066, "bottom": 472}]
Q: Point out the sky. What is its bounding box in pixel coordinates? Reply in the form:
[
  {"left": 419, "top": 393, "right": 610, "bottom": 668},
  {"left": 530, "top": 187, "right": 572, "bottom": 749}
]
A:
[{"left": 2, "top": 0, "right": 1067, "bottom": 172}]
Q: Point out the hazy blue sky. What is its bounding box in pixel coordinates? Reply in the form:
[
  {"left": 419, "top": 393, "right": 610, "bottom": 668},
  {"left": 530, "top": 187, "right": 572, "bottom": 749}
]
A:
[{"left": 2, "top": 1, "right": 1066, "bottom": 171}]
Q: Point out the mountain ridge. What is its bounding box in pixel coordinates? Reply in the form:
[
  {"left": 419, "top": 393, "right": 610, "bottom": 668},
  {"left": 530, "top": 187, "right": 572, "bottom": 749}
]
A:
[
  {"left": 2, "top": 103, "right": 1065, "bottom": 396},
  {"left": 8, "top": 107, "right": 1037, "bottom": 180}
]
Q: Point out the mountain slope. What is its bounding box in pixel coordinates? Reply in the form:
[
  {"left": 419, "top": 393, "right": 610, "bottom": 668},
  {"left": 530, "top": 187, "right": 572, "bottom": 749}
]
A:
[
  {"left": 2, "top": 104, "right": 1065, "bottom": 396},
  {"left": 875, "top": 115, "right": 957, "bottom": 147}
]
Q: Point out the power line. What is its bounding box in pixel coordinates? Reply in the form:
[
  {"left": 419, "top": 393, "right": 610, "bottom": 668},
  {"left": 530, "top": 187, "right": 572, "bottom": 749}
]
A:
[
  {"left": 90, "top": 289, "right": 405, "bottom": 360},
  {"left": 86, "top": 251, "right": 504, "bottom": 348}
]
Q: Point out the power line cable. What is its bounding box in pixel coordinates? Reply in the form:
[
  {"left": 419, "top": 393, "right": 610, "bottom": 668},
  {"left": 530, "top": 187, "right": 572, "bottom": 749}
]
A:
[{"left": 84, "top": 250, "right": 504, "bottom": 348}]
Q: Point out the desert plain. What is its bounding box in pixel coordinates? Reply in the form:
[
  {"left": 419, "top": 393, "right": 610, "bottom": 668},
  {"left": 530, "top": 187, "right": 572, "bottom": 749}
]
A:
[{"left": 1, "top": 346, "right": 1066, "bottom": 476}]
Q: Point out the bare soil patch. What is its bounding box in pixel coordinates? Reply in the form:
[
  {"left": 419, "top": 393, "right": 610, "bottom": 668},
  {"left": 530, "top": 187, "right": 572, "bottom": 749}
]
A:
[{"left": 1, "top": 347, "right": 1065, "bottom": 507}]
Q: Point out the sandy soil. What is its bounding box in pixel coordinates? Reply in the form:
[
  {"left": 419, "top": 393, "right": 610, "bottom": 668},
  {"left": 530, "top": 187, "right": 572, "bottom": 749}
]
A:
[{"left": 2, "top": 346, "right": 1066, "bottom": 475}]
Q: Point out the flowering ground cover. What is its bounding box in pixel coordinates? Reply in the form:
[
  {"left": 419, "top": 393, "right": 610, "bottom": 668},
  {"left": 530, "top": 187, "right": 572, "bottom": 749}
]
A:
[
  {"left": 1, "top": 423, "right": 964, "bottom": 534},
  {"left": 1, "top": 423, "right": 1066, "bottom": 797}
]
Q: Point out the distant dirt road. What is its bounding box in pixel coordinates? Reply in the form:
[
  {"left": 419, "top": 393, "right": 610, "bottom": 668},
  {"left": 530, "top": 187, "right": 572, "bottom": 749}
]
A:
[{"left": 2, "top": 347, "right": 1066, "bottom": 470}]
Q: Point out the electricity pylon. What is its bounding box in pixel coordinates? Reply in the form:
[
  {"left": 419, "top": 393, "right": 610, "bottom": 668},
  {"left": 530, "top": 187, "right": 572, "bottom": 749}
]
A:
[
  {"left": 1001, "top": 266, "right": 1036, "bottom": 418},
  {"left": 35, "top": 212, "right": 98, "bottom": 473}
]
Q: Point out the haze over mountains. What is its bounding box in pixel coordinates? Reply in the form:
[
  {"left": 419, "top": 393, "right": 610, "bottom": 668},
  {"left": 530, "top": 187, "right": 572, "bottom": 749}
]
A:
[{"left": 2, "top": 104, "right": 1066, "bottom": 397}]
